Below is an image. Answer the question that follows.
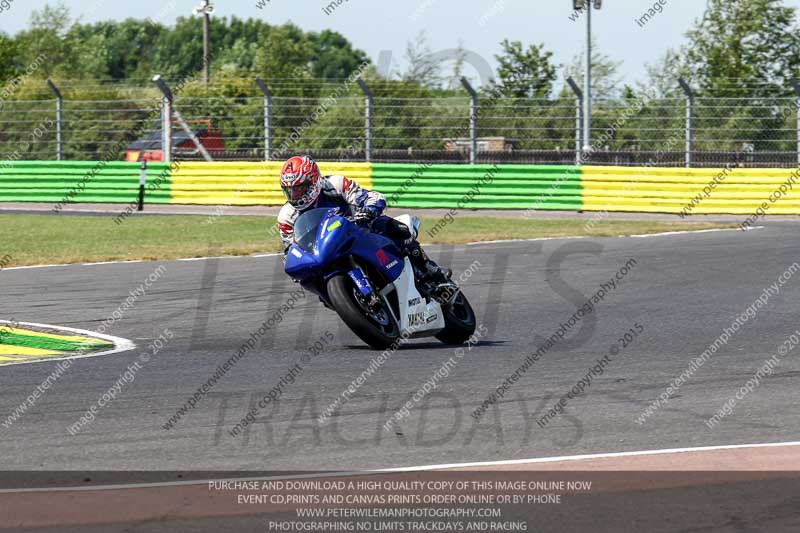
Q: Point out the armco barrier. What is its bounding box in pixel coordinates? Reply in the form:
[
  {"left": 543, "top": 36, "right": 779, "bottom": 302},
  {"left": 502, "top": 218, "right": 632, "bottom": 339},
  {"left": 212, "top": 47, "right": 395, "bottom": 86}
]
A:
[
  {"left": 2, "top": 161, "right": 799, "bottom": 215},
  {"left": 581, "top": 166, "right": 800, "bottom": 215},
  {"left": 371, "top": 164, "right": 582, "bottom": 210},
  {"left": 0, "top": 161, "right": 171, "bottom": 204}
]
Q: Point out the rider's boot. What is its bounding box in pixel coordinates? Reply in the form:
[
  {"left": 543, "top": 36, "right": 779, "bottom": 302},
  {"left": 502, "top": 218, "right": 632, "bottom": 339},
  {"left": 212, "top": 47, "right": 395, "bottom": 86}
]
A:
[{"left": 405, "top": 240, "right": 452, "bottom": 282}]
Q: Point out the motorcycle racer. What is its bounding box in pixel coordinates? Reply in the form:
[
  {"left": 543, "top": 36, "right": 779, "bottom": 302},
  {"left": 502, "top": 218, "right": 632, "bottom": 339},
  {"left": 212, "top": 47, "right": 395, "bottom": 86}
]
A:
[{"left": 277, "top": 155, "right": 451, "bottom": 283}]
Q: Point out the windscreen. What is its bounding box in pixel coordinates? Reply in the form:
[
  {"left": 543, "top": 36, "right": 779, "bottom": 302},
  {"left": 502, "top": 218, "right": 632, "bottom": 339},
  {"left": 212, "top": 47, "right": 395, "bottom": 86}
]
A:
[{"left": 293, "top": 208, "right": 334, "bottom": 252}]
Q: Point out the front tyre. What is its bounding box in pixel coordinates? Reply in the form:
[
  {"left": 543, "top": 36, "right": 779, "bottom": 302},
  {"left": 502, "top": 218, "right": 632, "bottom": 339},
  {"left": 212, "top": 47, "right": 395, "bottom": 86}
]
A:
[
  {"left": 327, "top": 273, "right": 400, "bottom": 350},
  {"left": 435, "top": 291, "right": 477, "bottom": 345}
]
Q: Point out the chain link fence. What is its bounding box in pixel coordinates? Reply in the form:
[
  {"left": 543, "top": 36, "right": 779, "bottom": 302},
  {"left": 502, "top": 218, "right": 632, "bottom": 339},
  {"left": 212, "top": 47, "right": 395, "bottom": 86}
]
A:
[{"left": 1, "top": 77, "right": 799, "bottom": 167}]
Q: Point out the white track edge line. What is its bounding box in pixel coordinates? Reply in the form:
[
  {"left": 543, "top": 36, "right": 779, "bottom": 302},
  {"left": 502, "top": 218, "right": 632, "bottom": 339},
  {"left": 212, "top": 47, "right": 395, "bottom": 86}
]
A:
[
  {"left": 377, "top": 439, "right": 800, "bottom": 472},
  {"left": 81, "top": 261, "right": 143, "bottom": 266},
  {"left": 2, "top": 254, "right": 282, "bottom": 271},
  {"left": 629, "top": 226, "right": 763, "bottom": 238},
  {"left": 466, "top": 226, "right": 762, "bottom": 246},
  {"left": 0, "top": 440, "right": 797, "bottom": 494}
]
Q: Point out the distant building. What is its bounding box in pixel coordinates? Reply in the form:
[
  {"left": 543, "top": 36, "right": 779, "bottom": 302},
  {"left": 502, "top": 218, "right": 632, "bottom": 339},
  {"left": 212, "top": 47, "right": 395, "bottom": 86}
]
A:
[
  {"left": 125, "top": 120, "right": 223, "bottom": 161},
  {"left": 444, "top": 136, "right": 519, "bottom": 153}
]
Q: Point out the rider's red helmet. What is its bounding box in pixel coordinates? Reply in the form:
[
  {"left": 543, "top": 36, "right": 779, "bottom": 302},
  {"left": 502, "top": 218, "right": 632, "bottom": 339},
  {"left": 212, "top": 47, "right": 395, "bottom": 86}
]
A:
[{"left": 280, "top": 155, "right": 321, "bottom": 210}]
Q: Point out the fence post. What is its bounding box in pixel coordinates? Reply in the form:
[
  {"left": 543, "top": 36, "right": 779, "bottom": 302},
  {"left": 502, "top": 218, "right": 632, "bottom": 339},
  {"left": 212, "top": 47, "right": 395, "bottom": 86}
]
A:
[
  {"left": 566, "top": 77, "right": 583, "bottom": 165},
  {"left": 46, "top": 79, "right": 63, "bottom": 161},
  {"left": 357, "top": 79, "right": 372, "bottom": 162},
  {"left": 790, "top": 78, "right": 800, "bottom": 166},
  {"left": 460, "top": 77, "right": 478, "bottom": 165},
  {"left": 678, "top": 78, "right": 694, "bottom": 168},
  {"left": 138, "top": 160, "right": 146, "bottom": 211},
  {"left": 152, "top": 75, "right": 173, "bottom": 163},
  {"left": 255, "top": 77, "right": 273, "bottom": 161}
]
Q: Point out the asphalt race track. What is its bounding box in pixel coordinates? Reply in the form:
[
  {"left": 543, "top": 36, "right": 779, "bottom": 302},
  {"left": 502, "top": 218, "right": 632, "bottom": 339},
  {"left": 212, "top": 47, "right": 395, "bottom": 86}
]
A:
[{"left": 1, "top": 222, "right": 800, "bottom": 475}]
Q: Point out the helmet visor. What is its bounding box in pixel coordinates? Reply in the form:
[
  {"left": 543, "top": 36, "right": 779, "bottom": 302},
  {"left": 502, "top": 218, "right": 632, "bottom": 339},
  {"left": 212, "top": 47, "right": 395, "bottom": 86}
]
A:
[{"left": 282, "top": 182, "right": 312, "bottom": 206}]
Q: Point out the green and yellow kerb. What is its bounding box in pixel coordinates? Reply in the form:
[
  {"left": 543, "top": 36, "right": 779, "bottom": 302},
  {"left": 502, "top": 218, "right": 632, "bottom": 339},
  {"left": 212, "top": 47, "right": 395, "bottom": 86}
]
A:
[{"left": 0, "top": 321, "right": 117, "bottom": 365}]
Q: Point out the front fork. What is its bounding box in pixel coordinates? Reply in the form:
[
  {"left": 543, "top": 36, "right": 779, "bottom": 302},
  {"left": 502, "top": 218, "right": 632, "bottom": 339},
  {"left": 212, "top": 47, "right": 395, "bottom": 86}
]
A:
[
  {"left": 347, "top": 261, "right": 382, "bottom": 311},
  {"left": 347, "top": 265, "right": 371, "bottom": 297}
]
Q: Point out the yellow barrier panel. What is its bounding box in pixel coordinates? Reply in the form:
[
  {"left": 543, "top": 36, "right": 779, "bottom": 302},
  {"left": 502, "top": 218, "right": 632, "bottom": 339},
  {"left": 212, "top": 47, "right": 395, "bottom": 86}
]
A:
[
  {"left": 581, "top": 166, "right": 800, "bottom": 215},
  {"left": 170, "top": 162, "right": 372, "bottom": 205}
]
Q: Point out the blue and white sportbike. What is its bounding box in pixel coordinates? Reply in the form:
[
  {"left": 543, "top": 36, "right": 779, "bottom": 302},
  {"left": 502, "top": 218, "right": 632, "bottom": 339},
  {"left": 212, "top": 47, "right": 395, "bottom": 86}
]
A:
[{"left": 284, "top": 208, "right": 476, "bottom": 349}]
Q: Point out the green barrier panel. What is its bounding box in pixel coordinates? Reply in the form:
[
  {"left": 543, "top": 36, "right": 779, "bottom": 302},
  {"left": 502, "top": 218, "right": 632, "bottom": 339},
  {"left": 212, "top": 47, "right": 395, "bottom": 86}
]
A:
[
  {"left": 1, "top": 161, "right": 584, "bottom": 209},
  {"left": 372, "top": 163, "right": 581, "bottom": 210},
  {"left": 0, "top": 161, "right": 172, "bottom": 204}
]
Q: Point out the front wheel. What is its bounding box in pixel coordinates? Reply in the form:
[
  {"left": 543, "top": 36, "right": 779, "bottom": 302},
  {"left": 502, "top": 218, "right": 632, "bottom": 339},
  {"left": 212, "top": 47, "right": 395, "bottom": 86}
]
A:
[
  {"left": 327, "top": 273, "right": 400, "bottom": 350},
  {"left": 435, "top": 291, "right": 477, "bottom": 345}
]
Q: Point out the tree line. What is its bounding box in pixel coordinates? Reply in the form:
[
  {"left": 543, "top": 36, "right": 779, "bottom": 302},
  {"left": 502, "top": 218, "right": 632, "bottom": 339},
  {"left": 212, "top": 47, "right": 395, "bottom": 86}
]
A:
[{"left": 1, "top": 0, "right": 799, "bottom": 159}]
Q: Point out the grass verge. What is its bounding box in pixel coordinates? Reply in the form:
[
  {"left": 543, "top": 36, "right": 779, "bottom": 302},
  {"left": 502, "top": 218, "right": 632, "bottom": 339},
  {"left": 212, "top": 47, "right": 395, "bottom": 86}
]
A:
[{"left": 0, "top": 214, "right": 734, "bottom": 267}]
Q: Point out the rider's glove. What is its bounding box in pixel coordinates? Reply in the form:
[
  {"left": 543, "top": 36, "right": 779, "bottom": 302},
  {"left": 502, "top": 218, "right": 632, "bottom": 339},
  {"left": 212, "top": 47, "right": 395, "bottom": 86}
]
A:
[
  {"left": 353, "top": 206, "right": 380, "bottom": 226},
  {"left": 359, "top": 205, "right": 381, "bottom": 219}
]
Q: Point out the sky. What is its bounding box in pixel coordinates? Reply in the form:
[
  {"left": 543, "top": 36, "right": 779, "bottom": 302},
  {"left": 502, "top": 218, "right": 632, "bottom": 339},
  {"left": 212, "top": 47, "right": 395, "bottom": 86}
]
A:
[{"left": 2, "top": 0, "right": 800, "bottom": 86}]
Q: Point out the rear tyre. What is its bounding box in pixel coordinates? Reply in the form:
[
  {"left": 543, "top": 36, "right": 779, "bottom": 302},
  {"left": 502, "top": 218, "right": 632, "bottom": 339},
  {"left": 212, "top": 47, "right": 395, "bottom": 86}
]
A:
[
  {"left": 327, "top": 273, "right": 400, "bottom": 350},
  {"left": 435, "top": 291, "right": 477, "bottom": 345}
]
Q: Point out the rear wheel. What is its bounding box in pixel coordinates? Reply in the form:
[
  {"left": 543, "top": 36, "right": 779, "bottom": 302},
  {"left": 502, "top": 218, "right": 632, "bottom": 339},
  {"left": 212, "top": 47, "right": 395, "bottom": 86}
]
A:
[
  {"left": 327, "top": 273, "right": 400, "bottom": 350},
  {"left": 435, "top": 291, "right": 477, "bottom": 345}
]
